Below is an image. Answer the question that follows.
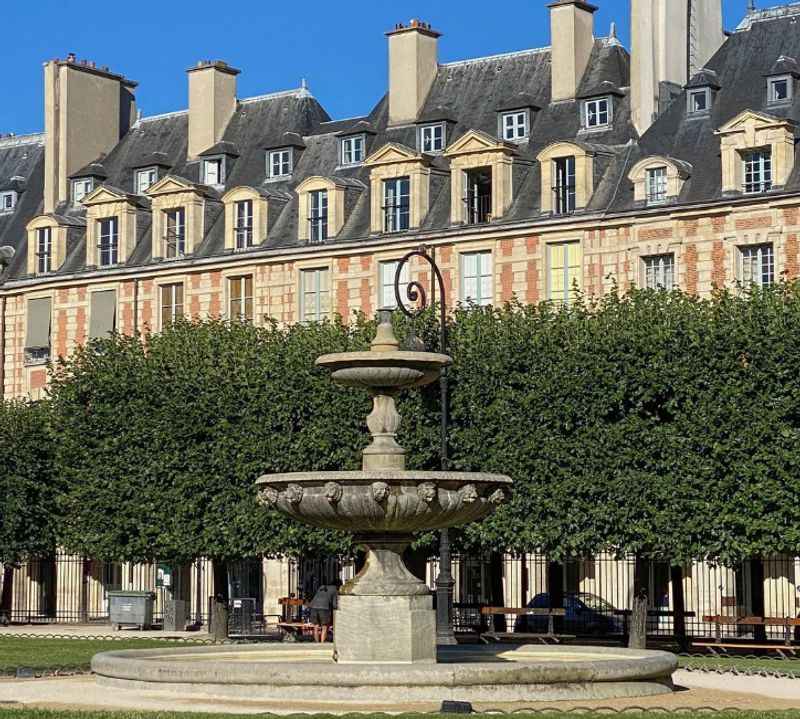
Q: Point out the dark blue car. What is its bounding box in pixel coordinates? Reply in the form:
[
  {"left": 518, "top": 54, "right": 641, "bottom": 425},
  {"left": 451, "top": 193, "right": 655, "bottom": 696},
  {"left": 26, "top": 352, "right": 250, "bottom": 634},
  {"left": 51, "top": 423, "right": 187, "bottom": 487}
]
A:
[{"left": 513, "top": 592, "right": 623, "bottom": 635}]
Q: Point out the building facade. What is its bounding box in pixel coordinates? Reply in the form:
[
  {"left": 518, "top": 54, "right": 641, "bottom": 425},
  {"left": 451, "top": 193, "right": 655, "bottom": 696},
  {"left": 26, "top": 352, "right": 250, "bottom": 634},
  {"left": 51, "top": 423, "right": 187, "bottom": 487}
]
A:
[{"left": 3, "top": 1, "right": 800, "bottom": 628}]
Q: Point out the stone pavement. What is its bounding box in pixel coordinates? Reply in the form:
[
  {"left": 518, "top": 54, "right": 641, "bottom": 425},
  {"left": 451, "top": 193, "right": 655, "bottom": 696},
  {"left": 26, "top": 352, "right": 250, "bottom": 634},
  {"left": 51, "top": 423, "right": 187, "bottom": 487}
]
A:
[
  {"left": 0, "top": 623, "right": 208, "bottom": 640},
  {"left": 0, "top": 670, "right": 799, "bottom": 714}
]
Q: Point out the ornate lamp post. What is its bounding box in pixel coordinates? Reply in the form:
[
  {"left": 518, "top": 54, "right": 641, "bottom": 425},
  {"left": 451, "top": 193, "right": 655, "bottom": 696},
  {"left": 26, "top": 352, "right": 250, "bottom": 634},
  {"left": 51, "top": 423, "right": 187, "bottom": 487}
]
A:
[{"left": 393, "top": 245, "right": 457, "bottom": 646}]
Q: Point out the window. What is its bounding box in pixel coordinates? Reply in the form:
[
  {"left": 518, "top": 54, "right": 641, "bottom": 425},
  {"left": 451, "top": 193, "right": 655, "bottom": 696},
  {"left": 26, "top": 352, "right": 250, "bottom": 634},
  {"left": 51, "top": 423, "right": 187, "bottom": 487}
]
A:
[
  {"left": 549, "top": 242, "right": 581, "bottom": 304},
  {"left": 269, "top": 149, "right": 292, "bottom": 178},
  {"left": 72, "top": 178, "right": 94, "bottom": 204},
  {"left": 300, "top": 268, "right": 330, "bottom": 322},
  {"left": 0, "top": 191, "right": 16, "bottom": 212},
  {"left": 420, "top": 124, "right": 445, "bottom": 153},
  {"left": 36, "top": 228, "right": 52, "bottom": 274},
  {"left": 235, "top": 200, "right": 254, "bottom": 249},
  {"left": 742, "top": 149, "right": 772, "bottom": 193},
  {"left": 643, "top": 254, "right": 675, "bottom": 290},
  {"left": 202, "top": 158, "right": 224, "bottom": 185},
  {"left": 229, "top": 275, "right": 254, "bottom": 322},
  {"left": 768, "top": 76, "right": 792, "bottom": 104},
  {"left": 584, "top": 97, "right": 611, "bottom": 129},
  {"left": 308, "top": 190, "right": 328, "bottom": 243},
  {"left": 136, "top": 168, "right": 158, "bottom": 194},
  {"left": 165, "top": 208, "right": 186, "bottom": 258},
  {"left": 553, "top": 157, "right": 576, "bottom": 215},
  {"left": 97, "top": 217, "right": 119, "bottom": 267},
  {"left": 382, "top": 177, "right": 410, "bottom": 233},
  {"left": 89, "top": 290, "right": 117, "bottom": 339},
  {"left": 463, "top": 168, "right": 492, "bottom": 224},
  {"left": 460, "top": 251, "right": 493, "bottom": 307},
  {"left": 379, "top": 260, "right": 409, "bottom": 310},
  {"left": 646, "top": 166, "right": 668, "bottom": 204},
  {"left": 687, "top": 89, "right": 709, "bottom": 115},
  {"left": 25, "top": 297, "right": 51, "bottom": 365},
  {"left": 740, "top": 244, "right": 774, "bottom": 287},
  {"left": 341, "top": 135, "right": 365, "bottom": 166},
  {"left": 160, "top": 283, "right": 184, "bottom": 328},
  {"left": 501, "top": 111, "right": 528, "bottom": 141}
]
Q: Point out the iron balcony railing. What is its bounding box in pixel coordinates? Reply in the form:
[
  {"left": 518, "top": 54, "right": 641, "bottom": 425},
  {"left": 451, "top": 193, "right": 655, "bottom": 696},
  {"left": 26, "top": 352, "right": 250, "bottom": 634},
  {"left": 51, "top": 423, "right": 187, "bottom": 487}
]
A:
[
  {"left": 234, "top": 225, "right": 254, "bottom": 250},
  {"left": 164, "top": 232, "right": 185, "bottom": 258},
  {"left": 743, "top": 181, "right": 772, "bottom": 194},
  {"left": 308, "top": 215, "right": 328, "bottom": 244},
  {"left": 463, "top": 193, "right": 492, "bottom": 225},
  {"left": 552, "top": 184, "right": 576, "bottom": 215},
  {"left": 382, "top": 204, "right": 410, "bottom": 233}
]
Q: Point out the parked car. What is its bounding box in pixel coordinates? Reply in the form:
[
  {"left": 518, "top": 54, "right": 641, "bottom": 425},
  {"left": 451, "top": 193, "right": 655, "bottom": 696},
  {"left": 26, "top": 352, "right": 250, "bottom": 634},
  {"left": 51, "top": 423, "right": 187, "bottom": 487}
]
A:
[{"left": 513, "top": 592, "right": 623, "bottom": 635}]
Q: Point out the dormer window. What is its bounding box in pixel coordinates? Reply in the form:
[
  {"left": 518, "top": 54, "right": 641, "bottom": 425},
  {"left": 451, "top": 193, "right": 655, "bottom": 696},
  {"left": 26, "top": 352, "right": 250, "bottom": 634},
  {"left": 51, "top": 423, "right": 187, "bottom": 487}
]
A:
[
  {"left": 419, "top": 123, "right": 445, "bottom": 153},
  {"left": 268, "top": 149, "right": 292, "bottom": 179},
  {"left": 234, "top": 199, "right": 254, "bottom": 249},
  {"left": 500, "top": 110, "right": 528, "bottom": 142},
  {"left": 165, "top": 207, "right": 186, "bottom": 258},
  {"left": 742, "top": 149, "right": 772, "bottom": 194},
  {"left": 768, "top": 76, "right": 792, "bottom": 104},
  {"left": 383, "top": 177, "right": 410, "bottom": 233},
  {"left": 341, "top": 135, "right": 365, "bottom": 166},
  {"left": 36, "top": 228, "right": 52, "bottom": 274},
  {"left": 553, "top": 157, "right": 576, "bottom": 215},
  {"left": 583, "top": 97, "right": 611, "bottom": 129},
  {"left": 72, "top": 178, "right": 94, "bottom": 204},
  {"left": 202, "top": 157, "right": 224, "bottom": 186},
  {"left": 97, "top": 217, "right": 119, "bottom": 267},
  {"left": 309, "top": 190, "right": 328, "bottom": 243},
  {"left": 687, "top": 89, "right": 710, "bottom": 116},
  {"left": 136, "top": 168, "right": 158, "bottom": 194},
  {"left": 0, "top": 191, "right": 16, "bottom": 213},
  {"left": 646, "top": 167, "right": 668, "bottom": 205}
]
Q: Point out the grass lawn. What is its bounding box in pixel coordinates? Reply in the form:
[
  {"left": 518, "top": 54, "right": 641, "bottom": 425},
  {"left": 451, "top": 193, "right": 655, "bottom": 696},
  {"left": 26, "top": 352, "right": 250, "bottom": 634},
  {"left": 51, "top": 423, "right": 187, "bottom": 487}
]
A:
[
  {"left": 678, "top": 653, "right": 800, "bottom": 676},
  {"left": 4, "top": 712, "right": 800, "bottom": 719},
  {"left": 0, "top": 638, "right": 202, "bottom": 674}
]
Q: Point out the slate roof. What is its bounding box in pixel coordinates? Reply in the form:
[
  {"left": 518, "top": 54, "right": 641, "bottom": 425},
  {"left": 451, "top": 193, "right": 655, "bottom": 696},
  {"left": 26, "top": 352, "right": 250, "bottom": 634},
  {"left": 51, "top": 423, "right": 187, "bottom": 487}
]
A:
[{"left": 4, "top": 5, "right": 800, "bottom": 285}]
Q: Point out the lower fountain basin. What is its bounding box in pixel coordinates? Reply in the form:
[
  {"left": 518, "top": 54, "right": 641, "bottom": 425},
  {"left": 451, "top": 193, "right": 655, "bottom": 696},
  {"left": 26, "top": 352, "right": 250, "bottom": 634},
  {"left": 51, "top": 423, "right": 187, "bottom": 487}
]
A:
[{"left": 92, "top": 643, "right": 677, "bottom": 707}]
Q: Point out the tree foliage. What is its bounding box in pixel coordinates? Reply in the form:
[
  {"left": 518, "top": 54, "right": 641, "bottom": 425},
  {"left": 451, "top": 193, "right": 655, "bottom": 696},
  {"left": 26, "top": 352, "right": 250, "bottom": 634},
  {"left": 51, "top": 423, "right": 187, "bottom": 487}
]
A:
[{"left": 46, "top": 284, "right": 800, "bottom": 566}]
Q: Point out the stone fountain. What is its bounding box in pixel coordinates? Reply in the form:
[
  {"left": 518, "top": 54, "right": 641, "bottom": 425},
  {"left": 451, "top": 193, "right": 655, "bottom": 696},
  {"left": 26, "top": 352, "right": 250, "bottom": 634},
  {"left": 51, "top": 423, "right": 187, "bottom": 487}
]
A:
[
  {"left": 255, "top": 310, "right": 511, "bottom": 664},
  {"left": 91, "top": 312, "right": 677, "bottom": 709}
]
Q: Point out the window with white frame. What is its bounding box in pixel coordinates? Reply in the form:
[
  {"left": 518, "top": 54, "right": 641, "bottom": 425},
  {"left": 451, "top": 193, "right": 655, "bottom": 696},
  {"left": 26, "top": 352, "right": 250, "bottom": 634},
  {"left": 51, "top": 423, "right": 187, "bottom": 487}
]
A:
[
  {"left": 768, "top": 76, "right": 792, "bottom": 104},
  {"left": 379, "top": 260, "right": 409, "bottom": 309},
  {"left": 687, "top": 89, "right": 710, "bottom": 115},
  {"left": 229, "top": 275, "right": 254, "bottom": 322},
  {"left": 584, "top": 97, "right": 611, "bottom": 129},
  {"left": 0, "top": 191, "right": 16, "bottom": 212},
  {"left": 742, "top": 149, "right": 772, "bottom": 193},
  {"left": 160, "top": 282, "right": 184, "bottom": 328},
  {"left": 740, "top": 243, "right": 775, "bottom": 287},
  {"left": 420, "top": 123, "right": 445, "bottom": 153},
  {"left": 500, "top": 110, "right": 528, "bottom": 141},
  {"left": 553, "top": 156, "right": 576, "bottom": 215},
  {"left": 165, "top": 207, "right": 186, "bottom": 258},
  {"left": 383, "top": 177, "right": 410, "bottom": 233},
  {"left": 308, "top": 190, "right": 328, "bottom": 243},
  {"left": 643, "top": 254, "right": 675, "bottom": 290},
  {"left": 269, "top": 149, "right": 292, "bottom": 178},
  {"left": 36, "top": 227, "right": 52, "bottom": 274},
  {"left": 136, "top": 168, "right": 158, "bottom": 194},
  {"left": 460, "top": 251, "right": 493, "bottom": 307},
  {"left": 300, "top": 267, "right": 330, "bottom": 322},
  {"left": 646, "top": 166, "right": 668, "bottom": 204},
  {"left": 234, "top": 199, "right": 254, "bottom": 249},
  {"left": 341, "top": 135, "right": 365, "bottom": 166},
  {"left": 202, "top": 158, "right": 224, "bottom": 185},
  {"left": 548, "top": 241, "right": 581, "bottom": 304},
  {"left": 97, "top": 217, "right": 119, "bottom": 267},
  {"left": 72, "top": 178, "right": 94, "bottom": 204}
]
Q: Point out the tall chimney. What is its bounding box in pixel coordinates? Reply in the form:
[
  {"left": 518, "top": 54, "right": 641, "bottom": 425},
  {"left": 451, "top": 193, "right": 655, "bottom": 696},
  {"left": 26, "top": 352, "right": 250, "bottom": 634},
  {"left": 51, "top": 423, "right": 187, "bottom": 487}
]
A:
[
  {"left": 43, "top": 57, "right": 137, "bottom": 212},
  {"left": 187, "top": 60, "right": 240, "bottom": 158},
  {"left": 548, "top": 0, "right": 597, "bottom": 102},
  {"left": 386, "top": 20, "right": 441, "bottom": 126},
  {"left": 630, "top": 0, "right": 725, "bottom": 135}
]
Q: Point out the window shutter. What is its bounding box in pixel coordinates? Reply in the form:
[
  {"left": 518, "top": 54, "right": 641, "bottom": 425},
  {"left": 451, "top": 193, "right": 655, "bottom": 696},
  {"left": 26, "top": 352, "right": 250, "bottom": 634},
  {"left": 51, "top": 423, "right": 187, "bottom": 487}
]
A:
[
  {"left": 26, "top": 297, "right": 52, "bottom": 349},
  {"left": 89, "top": 290, "right": 117, "bottom": 340}
]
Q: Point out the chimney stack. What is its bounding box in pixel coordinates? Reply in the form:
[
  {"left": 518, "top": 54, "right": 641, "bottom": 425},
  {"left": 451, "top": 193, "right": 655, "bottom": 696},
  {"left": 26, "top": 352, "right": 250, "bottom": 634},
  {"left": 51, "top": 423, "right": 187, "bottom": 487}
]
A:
[
  {"left": 386, "top": 19, "right": 441, "bottom": 126},
  {"left": 548, "top": 0, "right": 597, "bottom": 102},
  {"left": 187, "top": 60, "right": 240, "bottom": 158},
  {"left": 43, "top": 57, "right": 137, "bottom": 212}
]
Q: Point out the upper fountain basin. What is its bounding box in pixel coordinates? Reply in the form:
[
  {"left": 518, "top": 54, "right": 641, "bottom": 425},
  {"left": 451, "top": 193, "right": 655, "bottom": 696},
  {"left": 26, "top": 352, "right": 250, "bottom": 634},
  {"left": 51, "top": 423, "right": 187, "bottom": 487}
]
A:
[
  {"left": 316, "top": 351, "right": 451, "bottom": 390},
  {"left": 255, "top": 470, "right": 512, "bottom": 533}
]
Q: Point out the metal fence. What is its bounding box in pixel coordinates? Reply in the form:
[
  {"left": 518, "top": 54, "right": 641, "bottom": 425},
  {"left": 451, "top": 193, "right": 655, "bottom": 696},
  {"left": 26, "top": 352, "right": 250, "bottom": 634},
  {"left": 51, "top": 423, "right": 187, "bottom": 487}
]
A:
[{"left": 3, "top": 552, "right": 799, "bottom": 642}]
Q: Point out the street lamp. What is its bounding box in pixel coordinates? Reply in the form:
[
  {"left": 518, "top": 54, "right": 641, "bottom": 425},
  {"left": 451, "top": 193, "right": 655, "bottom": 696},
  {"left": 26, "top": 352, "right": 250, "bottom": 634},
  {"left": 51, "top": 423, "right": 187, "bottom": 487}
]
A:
[{"left": 392, "top": 245, "right": 457, "bottom": 646}]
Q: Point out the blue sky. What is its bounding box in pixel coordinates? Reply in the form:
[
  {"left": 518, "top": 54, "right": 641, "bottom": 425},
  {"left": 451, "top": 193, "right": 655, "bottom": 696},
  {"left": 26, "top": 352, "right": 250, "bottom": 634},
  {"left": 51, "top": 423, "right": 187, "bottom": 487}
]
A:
[{"left": 0, "top": 0, "right": 762, "bottom": 135}]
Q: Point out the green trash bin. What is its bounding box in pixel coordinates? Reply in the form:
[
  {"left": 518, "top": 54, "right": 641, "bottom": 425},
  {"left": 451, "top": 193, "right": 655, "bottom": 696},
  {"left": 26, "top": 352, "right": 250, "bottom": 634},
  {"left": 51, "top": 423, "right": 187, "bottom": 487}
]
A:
[{"left": 108, "top": 590, "right": 156, "bottom": 630}]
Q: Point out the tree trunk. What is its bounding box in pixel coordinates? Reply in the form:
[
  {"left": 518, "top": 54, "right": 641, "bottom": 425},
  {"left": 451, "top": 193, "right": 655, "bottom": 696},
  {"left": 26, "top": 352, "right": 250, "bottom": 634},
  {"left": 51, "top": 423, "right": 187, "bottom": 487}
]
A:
[
  {"left": 670, "top": 564, "right": 687, "bottom": 652},
  {"left": 0, "top": 564, "right": 14, "bottom": 625},
  {"left": 488, "top": 552, "right": 506, "bottom": 632},
  {"left": 749, "top": 558, "right": 767, "bottom": 643},
  {"left": 547, "top": 560, "right": 564, "bottom": 633},
  {"left": 628, "top": 556, "right": 648, "bottom": 649},
  {"left": 210, "top": 559, "right": 229, "bottom": 640}
]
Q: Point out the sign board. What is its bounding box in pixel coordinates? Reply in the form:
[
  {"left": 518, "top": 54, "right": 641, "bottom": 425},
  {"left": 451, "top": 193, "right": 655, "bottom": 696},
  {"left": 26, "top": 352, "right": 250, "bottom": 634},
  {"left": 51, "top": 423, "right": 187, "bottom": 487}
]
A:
[{"left": 156, "top": 563, "right": 172, "bottom": 589}]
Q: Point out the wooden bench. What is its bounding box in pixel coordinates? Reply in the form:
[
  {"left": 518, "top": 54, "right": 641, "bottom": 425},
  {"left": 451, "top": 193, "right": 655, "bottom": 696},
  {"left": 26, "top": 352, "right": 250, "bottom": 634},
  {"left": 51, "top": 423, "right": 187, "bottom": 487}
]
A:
[
  {"left": 701, "top": 614, "right": 800, "bottom": 648},
  {"left": 276, "top": 621, "right": 315, "bottom": 641},
  {"left": 692, "top": 640, "right": 798, "bottom": 658},
  {"left": 479, "top": 607, "right": 574, "bottom": 644}
]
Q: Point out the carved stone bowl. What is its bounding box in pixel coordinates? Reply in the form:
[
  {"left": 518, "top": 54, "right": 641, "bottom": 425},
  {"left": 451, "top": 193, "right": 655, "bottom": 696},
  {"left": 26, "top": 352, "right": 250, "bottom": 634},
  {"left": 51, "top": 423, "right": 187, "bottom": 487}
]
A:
[
  {"left": 316, "top": 352, "right": 451, "bottom": 390},
  {"left": 255, "top": 470, "right": 512, "bottom": 533}
]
